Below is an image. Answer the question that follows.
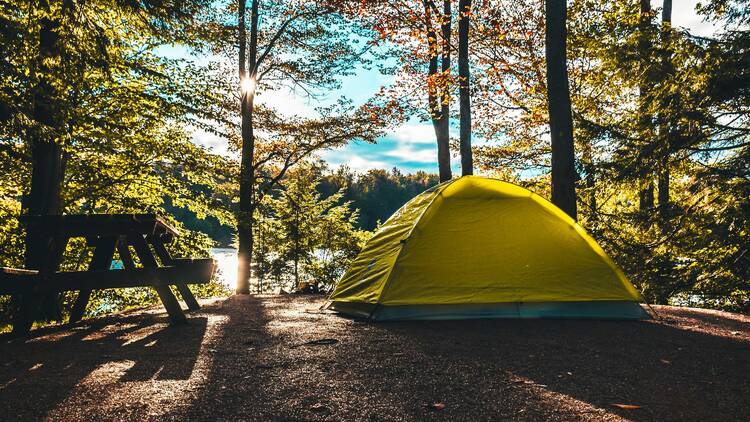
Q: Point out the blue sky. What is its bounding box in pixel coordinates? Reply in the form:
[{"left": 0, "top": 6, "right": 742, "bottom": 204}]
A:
[{"left": 190, "top": 1, "right": 717, "bottom": 175}]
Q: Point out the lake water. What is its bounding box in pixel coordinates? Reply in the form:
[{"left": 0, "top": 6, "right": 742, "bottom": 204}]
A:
[{"left": 211, "top": 248, "right": 238, "bottom": 291}]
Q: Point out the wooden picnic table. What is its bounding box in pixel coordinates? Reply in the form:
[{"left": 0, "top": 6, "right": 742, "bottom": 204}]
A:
[{"left": 1, "top": 214, "right": 215, "bottom": 335}]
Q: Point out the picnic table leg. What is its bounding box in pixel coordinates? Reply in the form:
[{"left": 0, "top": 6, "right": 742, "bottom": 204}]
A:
[
  {"left": 11, "top": 294, "right": 36, "bottom": 336},
  {"left": 116, "top": 240, "right": 136, "bottom": 269},
  {"left": 70, "top": 235, "right": 118, "bottom": 323},
  {"left": 11, "top": 235, "right": 69, "bottom": 336},
  {"left": 148, "top": 235, "right": 201, "bottom": 311},
  {"left": 128, "top": 235, "right": 187, "bottom": 325}
]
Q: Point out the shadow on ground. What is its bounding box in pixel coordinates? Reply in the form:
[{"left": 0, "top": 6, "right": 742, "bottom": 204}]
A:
[{"left": 1, "top": 296, "right": 748, "bottom": 421}]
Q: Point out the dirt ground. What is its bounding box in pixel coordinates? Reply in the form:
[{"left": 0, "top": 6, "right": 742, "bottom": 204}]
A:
[{"left": 0, "top": 295, "right": 748, "bottom": 421}]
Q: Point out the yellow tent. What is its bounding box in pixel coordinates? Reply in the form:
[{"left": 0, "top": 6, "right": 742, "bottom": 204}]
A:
[{"left": 328, "top": 176, "right": 649, "bottom": 320}]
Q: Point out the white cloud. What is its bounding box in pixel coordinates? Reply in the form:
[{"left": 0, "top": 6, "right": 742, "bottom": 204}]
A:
[
  {"left": 392, "top": 123, "right": 438, "bottom": 144},
  {"left": 191, "top": 126, "right": 233, "bottom": 158},
  {"left": 383, "top": 144, "right": 437, "bottom": 163},
  {"left": 257, "top": 88, "right": 316, "bottom": 118}
]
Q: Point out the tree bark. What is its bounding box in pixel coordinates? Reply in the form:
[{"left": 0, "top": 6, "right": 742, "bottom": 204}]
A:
[
  {"left": 582, "top": 139, "right": 597, "bottom": 222},
  {"left": 638, "top": 0, "right": 655, "bottom": 213},
  {"left": 436, "top": 0, "right": 452, "bottom": 182},
  {"left": 458, "top": 0, "right": 473, "bottom": 176},
  {"left": 20, "top": 5, "right": 68, "bottom": 322},
  {"left": 424, "top": 1, "right": 442, "bottom": 178},
  {"left": 236, "top": 0, "right": 259, "bottom": 294},
  {"left": 293, "top": 205, "right": 299, "bottom": 289},
  {"left": 24, "top": 10, "right": 66, "bottom": 266},
  {"left": 657, "top": 0, "right": 672, "bottom": 232},
  {"left": 661, "top": 0, "right": 672, "bottom": 22},
  {"left": 545, "top": 0, "right": 577, "bottom": 220}
]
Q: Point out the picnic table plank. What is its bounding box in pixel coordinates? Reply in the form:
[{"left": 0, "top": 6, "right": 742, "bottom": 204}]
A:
[
  {"left": 0, "top": 260, "right": 214, "bottom": 295},
  {"left": 20, "top": 213, "right": 178, "bottom": 238},
  {"left": 1, "top": 268, "right": 39, "bottom": 276}
]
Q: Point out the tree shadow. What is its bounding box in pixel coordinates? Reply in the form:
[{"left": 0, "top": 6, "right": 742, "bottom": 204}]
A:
[
  {"left": 0, "top": 310, "right": 207, "bottom": 420},
  {"left": 159, "top": 297, "right": 749, "bottom": 421},
  {"left": 359, "top": 312, "right": 750, "bottom": 420},
  {"left": 158, "top": 295, "right": 280, "bottom": 420},
  {"left": 2, "top": 296, "right": 747, "bottom": 421}
]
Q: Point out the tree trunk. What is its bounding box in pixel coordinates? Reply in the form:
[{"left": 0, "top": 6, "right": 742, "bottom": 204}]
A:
[
  {"left": 458, "top": 0, "right": 473, "bottom": 176},
  {"left": 662, "top": 0, "right": 672, "bottom": 23},
  {"left": 436, "top": 0, "right": 452, "bottom": 182},
  {"left": 25, "top": 10, "right": 66, "bottom": 265},
  {"left": 545, "top": 0, "right": 577, "bottom": 220},
  {"left": 639, "top": 179, "right": 654, "bottom": 212},
  {"left": 236, "top": 0, "right": 259, "bottom": 294},
  {"left": 422, "top": 0, "right": 451, "bottom": 182},
  {"left": 638, "top": 0, "right": 655, "bottom": 214},
  {"left": 20, "top": 7, "right": 68, "bottom": 322},
  {"left": 582, "top": 140, "right": 597, "bottom": 222},
  {"left": 293, "top": 203, "right": 300, "bottom": 289},
  {"left": 657, "top": 0, "right": 672, "bottom": 232}
]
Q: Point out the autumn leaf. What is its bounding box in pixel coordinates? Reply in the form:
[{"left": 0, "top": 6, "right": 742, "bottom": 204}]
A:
[
  {"left": 427, "top": 402, "right": 446, "bottom": 411},
  {"left": 611, "top": 404, "right": 642, "bottom": 410}
]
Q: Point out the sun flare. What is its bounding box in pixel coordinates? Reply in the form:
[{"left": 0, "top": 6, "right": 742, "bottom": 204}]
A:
[{"left": 240, "top": 77, "right": 256, "bottom": 94}]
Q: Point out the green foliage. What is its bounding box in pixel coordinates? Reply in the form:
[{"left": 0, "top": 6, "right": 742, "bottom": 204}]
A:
[
  {"left": 319, "top": 166, "right": 440, "bottom": 231},
  {"left": 0, "top": 0, "right": 234, "bottom": 329},
  {"left": 253, "top": 163, "right": 371, "bottom": 292}
]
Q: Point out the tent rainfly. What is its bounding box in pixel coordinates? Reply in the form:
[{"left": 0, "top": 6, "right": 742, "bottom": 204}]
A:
[{"left": 326, "top": 176, "right": 650, "bottom": 321}]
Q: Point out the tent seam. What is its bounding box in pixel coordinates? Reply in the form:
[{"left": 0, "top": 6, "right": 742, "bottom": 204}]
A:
[{"left": 375, "top": 179, "right": 457, "bottom": 308}]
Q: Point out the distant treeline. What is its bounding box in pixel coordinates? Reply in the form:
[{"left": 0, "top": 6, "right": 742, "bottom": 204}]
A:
[
  {"left": 318, "top": 167, "right": 440, "bottom": 231},
  {"left": 173, "top": 165, "right": 439, "bottom": 246}
]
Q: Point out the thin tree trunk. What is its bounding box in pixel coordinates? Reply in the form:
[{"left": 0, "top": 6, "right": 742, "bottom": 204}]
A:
[
  {"left": 422, "top": 0, "right": 451, "bottom": 182},
  {"left": 638, "top": 0, "right": 655, "bottom": 213},
  {"left": 436, "top": 0, "right": 452, "bottom": 182},
  {"left": 582, "top": 139, "right": 597, "bottom": 222},
  {"left": 638, "top": 179, "right": 654, "bottom": 211},
  {"left": 657, "top": 157, "right": 669, "bottom": 219},
  {"left": 294, "top": 205, "right": 299, "bottom": 289},
  {"left": 657, "top": 0, "right": 672, "bottom": 232},
  {"left": 545, "top": 0, "right": 577, "bottom": 220},
  {"left": 236, "top": 0, "right": 259, "bottom": 294},
  {"left": 458, "top": 0, "right": 473, "bottom": 176}
]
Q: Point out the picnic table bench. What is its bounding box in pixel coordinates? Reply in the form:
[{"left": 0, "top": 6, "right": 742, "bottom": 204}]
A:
[{"left": 0, "top": 214, "right": 215, "bottom": 335}]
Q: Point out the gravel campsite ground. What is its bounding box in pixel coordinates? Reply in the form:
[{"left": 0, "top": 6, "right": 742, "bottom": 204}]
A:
[{"left": 1, "top": 295, "right": 748, "bottom": 421}]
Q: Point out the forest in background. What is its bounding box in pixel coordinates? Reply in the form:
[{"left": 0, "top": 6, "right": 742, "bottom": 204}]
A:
[{"left": 1, "top": 0, "right": 748, "bottom": 330}]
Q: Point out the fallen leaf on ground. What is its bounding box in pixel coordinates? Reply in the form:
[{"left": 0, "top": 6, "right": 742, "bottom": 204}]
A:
[
  {"left": 310, "top": 403, "right": 328, "bottom": 412},
  {"left": 611, "top": 404, "right": 642, "bottom": 410},
  {"left": 427, "top": 402, "right": 446, "bottom": 411}
]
